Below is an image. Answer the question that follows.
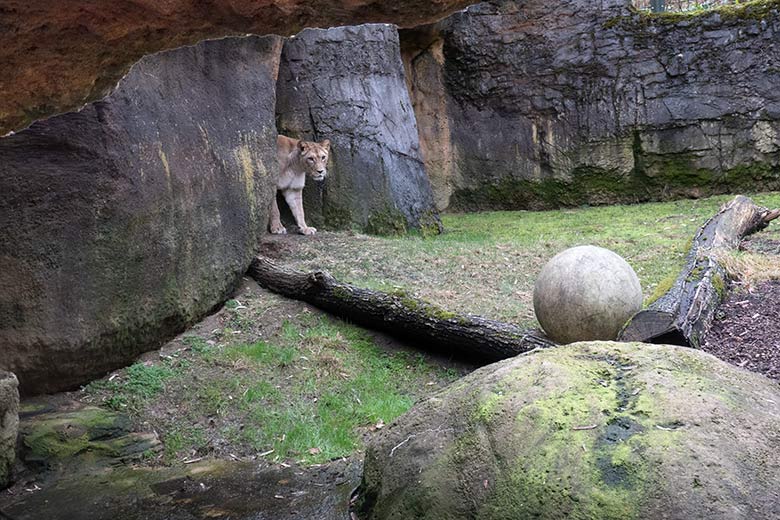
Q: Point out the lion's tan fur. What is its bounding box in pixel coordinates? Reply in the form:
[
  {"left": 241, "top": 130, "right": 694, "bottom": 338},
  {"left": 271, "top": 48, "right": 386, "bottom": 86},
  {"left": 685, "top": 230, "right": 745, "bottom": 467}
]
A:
[{"left": 269, "top": 135, "right": 330, "bottom": 235}]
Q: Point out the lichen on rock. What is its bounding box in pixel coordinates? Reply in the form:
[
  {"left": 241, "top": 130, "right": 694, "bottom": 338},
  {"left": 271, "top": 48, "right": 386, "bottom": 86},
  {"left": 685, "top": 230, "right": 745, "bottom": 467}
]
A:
[{"left": 356, "top": 342, "right": 780, "bottom": 519}]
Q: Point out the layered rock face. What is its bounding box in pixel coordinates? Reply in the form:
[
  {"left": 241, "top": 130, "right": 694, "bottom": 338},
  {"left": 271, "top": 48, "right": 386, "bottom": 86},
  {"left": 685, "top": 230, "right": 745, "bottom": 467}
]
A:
[
  {"left": 0, "top": 372, "right": 19, "bottom": 489},
  {"left": 276, "top": 24, "right": 441, "bottom": 233},
  {"left": 357, "top": 342, "right": 780, "bottom": 519},
  {"left": 402, "top": 0, "right": 780, "bottom": 210},
  {"left": 0, "top": 0, "right": 475, "bottom": 136},
  {"left": 0, "top": 36, "right": 283, "bottom": 395}
]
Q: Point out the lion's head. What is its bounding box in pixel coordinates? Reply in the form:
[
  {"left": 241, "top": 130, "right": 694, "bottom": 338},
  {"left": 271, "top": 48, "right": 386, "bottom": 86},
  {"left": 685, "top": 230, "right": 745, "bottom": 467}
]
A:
[{"left": 299, "top": 139, "right": 331, "bottom": 182}]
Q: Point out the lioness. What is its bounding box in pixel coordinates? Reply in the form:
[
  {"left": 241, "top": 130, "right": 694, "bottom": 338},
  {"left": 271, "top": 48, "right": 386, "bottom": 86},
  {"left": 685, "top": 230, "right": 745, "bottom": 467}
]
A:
[{"left": 270, "top": 135, "right": 330, "bottom": 235}]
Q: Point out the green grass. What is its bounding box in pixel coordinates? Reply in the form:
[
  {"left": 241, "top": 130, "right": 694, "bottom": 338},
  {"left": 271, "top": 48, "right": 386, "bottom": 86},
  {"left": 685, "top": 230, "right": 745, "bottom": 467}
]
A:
[
  {"left": 288, "top": 192, "right": 780, "bottom": 327},
  {"left": 227, "top": 339, "right": 298, "bottom": 367},
  {"left": 87, "top": 362, "right": 175, "bottom": 411},
  {"left": 84, "top": 309, "right": 459, "bottom": 466},
  {"left": 182, "top": 335, "right": 212, "bottom": 354},
  {"left": 163, "top": 426, "right": 207, "bottom": 462},
  {"left": 436, "top": 192, "right": 780, "bottom": 288},
  {"left": 220, "top": 318, "right": 436, "bottom": 463}
]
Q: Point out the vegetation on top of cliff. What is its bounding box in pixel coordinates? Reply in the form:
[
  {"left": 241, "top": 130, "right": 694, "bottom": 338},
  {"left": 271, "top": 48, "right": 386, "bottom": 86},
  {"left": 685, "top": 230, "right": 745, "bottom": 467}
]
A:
[{"left": 605, "top": 0, "right": 780, "bottom": 29}]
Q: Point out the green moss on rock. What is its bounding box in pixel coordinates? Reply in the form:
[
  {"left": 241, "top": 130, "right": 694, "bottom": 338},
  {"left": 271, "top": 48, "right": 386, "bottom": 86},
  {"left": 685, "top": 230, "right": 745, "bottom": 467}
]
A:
[
  {"left": 417, "top": 210, "right": 444, "bottom": 237},
  {"left": 711, "top": 272, "right": 727, "bottom": 299},
  {"left": 646, "top": 273, "right": 677, "bottom": 305},
  {"left": 391, "top": 289, "right": 460, "bottom": 321},
  {"left": 365, "top": 208, "right": 409, "bottom": 236},
  {"left": 605, "top": 0, "right": 780, "bottom": 31},
  {"left": 449, "top": 156, "right": 780, "bottom": 212},
  {"left": 359, "top": 342, "right": 780, "bottom": 519},
  {"left": 322, "top": 203, "right": 354, "bottom": 231},
  {"left": 20, "top": 406, "right": 159, "bottom": 469}
]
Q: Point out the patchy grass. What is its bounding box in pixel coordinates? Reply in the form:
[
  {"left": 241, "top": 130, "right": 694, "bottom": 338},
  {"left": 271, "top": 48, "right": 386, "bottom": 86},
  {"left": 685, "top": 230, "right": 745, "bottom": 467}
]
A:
[
  {"left": 80, "top": 192, "right": 780, "bottom": 468},
  {"left": 278, "top": 192, "right": 780, "bottom": 327},
  {"left": 86, "top": 362, "right": 176, "bottom": 411},
  {"left": 229, "top": 321, "right": 423, "bottom": 462},
  {"left": 718, "top": 251, "right": 780, "bottom": 287},
  {"left": 82, "top": 289, "right": 462, "bottom": 466}
]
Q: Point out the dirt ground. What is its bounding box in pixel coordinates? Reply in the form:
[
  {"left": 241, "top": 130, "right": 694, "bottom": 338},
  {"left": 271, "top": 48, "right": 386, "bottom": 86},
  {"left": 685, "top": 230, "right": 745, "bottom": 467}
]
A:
[{"left": 702, "top": 229, "right": 780, "bottom": 381}]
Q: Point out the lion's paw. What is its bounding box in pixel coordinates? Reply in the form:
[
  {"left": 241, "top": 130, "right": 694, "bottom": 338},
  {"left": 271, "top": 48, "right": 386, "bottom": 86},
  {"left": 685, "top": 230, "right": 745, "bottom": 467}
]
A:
[
  {"left": 270, "top": 223, "right": 287, "bottom": 235},
  {"left": 300, "top": 226, "right": 317, "bottom": 235}
]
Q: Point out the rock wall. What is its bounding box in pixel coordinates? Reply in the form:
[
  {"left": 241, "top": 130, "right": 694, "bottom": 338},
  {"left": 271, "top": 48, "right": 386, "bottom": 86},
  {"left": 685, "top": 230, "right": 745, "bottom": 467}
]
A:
[
  {"left": 401, "top": 0, "right": 780, "bottom": 211},
  {"left": 276, "top": 24, "right": 441, "bottom": 234},
  {"left": 0, "top": 0, "right": 475, "bottom": 136},
  {"left": 0, "top": 372, "right": 19, "bottom": 489},
  {"left": 0, "top": 36, "right": 283, "bottom": 395}
]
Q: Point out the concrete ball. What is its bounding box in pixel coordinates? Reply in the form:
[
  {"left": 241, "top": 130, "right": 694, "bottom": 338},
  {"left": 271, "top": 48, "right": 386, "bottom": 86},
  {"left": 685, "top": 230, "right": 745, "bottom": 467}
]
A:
[{"left": 533, "top": 245, "right": 643, "bottom": 344}]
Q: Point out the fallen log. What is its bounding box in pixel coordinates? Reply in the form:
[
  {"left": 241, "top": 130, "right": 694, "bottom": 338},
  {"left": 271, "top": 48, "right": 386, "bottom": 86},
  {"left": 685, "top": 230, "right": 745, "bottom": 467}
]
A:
[
  {"left": 619, "top": 195, "right": 780, "bottom": 347},
  {"left": 248, "top": 257, "right": 555, "bottom": 362}
]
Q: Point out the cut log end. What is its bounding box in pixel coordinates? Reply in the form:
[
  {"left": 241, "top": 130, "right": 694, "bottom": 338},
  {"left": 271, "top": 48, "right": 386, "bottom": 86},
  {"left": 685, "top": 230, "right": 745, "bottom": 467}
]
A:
[
  {"left": 618, "top": 310, "right": 680, "bottom": 344},
  {"left": 763, "top": 208, "right": 780, "bottom": 223},
  {"left": 619, "top": 195, "right": 778, "bottom": 347}
]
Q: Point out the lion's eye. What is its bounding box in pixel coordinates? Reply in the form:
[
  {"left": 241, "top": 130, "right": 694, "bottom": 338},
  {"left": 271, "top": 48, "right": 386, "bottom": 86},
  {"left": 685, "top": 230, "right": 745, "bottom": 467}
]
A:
[
  {"left": 321, "top": 156, "right": 326, "bottom": 160},
  {"left": 307, "top": 157, "right": 314, "bottom": 163}
]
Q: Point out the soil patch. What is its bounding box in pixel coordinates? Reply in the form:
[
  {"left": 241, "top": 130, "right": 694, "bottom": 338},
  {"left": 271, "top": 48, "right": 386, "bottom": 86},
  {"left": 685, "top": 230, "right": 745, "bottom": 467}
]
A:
[
  {"left": 742, "top": 226, "right": 780, "bottom": 256},
  {"left": 703, "top": 280, "right": 780, "bottom": 381},
  {"left": 702, "top": 227, "right": 780, "bottom": 381}
]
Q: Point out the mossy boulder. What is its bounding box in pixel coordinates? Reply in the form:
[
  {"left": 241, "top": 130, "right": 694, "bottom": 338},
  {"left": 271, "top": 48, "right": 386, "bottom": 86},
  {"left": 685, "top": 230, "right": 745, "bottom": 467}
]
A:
[
  {"left": 0, "top": 371, "right": 19, "bottom": 489},
  {"left": 18, "top": 403, "right": 160, "bottom": 471},
  {"left": 356, "top": 342, "right": 780, "bottom": 519}
]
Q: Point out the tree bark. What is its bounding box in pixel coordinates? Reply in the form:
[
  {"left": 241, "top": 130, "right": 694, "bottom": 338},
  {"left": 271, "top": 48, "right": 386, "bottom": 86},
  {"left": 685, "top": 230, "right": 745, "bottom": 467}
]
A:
[
  {"left": 247, "top": 257, "right": 555, "bottom": 363},
  {"left": 619, "top": 195, "right": 780, "bottom": 347}
]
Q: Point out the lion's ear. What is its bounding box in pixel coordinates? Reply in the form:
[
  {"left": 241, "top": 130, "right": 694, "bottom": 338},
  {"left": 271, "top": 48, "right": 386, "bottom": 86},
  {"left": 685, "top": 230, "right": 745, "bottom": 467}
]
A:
[
  {"left": 298, "top": 140, "right": 307, "bottom": 152},
  {"left": 321, "top": 139, "right": 331, "bottom": 151}
]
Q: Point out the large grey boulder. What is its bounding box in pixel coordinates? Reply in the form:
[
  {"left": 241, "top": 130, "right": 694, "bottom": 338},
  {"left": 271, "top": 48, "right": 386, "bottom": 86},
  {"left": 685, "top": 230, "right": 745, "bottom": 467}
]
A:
[
  {"left": 0, "top": 371, "right": 19, "bottom": 489},
  {"left": 357, "top": 342, "right": 780, "bottom": 519},
  {"left": 0, "top": 36, "right": 283, "bottom": 395},
  {"left": 276, "top": 24, "right": 441, "bottom": 234},
  {"left": 401, "top": 0, "right": 780, "bottom": 210}
]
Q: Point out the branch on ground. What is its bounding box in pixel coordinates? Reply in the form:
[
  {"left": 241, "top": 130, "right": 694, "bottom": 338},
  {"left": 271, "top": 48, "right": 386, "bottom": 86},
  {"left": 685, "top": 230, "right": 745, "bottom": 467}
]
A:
[{"left": 247, "top": 257, "right": 555, "bottom": 363}]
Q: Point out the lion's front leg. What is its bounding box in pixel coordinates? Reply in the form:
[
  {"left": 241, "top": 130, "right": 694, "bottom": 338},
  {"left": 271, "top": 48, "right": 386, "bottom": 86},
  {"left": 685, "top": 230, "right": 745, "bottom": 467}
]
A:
[
  {"left": 269, "top": 191, "right": 287, "bottom": 235},
  {"left": 283, "top": 189, "right": 316, "bottom": 235}
]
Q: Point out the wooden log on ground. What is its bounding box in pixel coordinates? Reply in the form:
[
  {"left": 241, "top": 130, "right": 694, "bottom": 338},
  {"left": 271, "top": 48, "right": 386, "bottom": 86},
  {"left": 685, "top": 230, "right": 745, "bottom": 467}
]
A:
[
  {"left": 619, "top": 195, "right": 780, "bottom": 347},
  {"left": 248, "top": 257, "right": 555, "bottom": 362}
]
